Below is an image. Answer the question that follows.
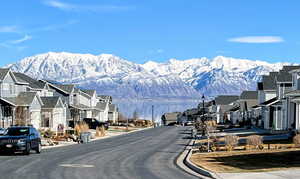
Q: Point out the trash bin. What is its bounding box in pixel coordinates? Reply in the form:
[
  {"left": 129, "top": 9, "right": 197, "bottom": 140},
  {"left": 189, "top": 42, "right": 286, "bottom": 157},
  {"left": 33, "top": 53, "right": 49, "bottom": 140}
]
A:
[{"left": 80, "top": 132, "right": 91, "bottom": 143}]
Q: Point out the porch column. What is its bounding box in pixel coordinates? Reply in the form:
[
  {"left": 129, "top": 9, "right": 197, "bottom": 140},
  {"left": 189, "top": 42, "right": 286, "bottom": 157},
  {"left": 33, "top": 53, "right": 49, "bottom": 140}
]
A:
[
  {"left": 11, "top": 107, "right": 16, "bottom": 126},
  {"left": 296, "top": 103, "right": 300, "bottom": 130}
]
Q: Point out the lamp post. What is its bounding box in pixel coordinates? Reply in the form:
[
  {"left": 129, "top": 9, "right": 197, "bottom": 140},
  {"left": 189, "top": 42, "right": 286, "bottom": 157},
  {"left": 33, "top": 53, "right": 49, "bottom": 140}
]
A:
[{"left": 202, "top": 95, "right": 205, "bottom": 122}]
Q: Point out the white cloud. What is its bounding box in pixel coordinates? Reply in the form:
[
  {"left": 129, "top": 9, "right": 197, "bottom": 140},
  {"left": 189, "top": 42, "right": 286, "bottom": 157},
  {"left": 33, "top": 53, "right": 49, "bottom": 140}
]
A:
[
  {"left": 44, "top": 1, "right": 75, "bottom": 10},
  {"left": 9, "top": 35, "right": 32, "bottom": 44},
  {"left": 0, "top": 25, "right": 19, "bottom": 33},
  {"left": 44, "top": 0, "right": 132, "bottom": 12},
  {"left": 0, "top": 35, "right": 32, "bottom": 49},
  {"left": 228, "top": 36, "right": 284, "bottom": 43}
]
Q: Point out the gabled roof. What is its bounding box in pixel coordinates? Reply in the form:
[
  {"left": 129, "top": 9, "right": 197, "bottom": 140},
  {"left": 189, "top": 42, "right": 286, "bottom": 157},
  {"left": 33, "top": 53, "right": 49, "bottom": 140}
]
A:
[
  {"left": 0, "top": 68, "right": 28, "bottom": 84},
  {"left": 13, "top": 72, "right": 46, "bottom": 89},
  {"left": 96, "top": 102, "right": 107, "bottom": 111},
  {"left": 0, "top": 68, "right": 10, "bottom": 81},
  {"left": 108, "top": 104, "right": 117, "bottom": 112},
  {"left": 261, "top": 97, "right": 278, "bottom": 106},
  {"left": 1, "top": 92, "right": 43, "bottom": 106},
  {"left": 82, "top": 89, "right": 96, "bottom": 97},
  {"left": 214, "top": 95, "right": 239, "bottom": 105},
  {"left": 47, "top": 82, "right": 75, "bottom": 94},
  {"left": 281, "top": 66, "right": 300, "bottom": 72},
  {"left": 276, "top": 72, "right": 293, "bottom": 83},
  {"left": 240, "top": 91, "right": 258, "bottom": 100},
  {"left": 260, "top": 75, "right": 277, "bottom": 90},
  {"left": 41, "top": 97, "right": 61, "bottom": 108}
]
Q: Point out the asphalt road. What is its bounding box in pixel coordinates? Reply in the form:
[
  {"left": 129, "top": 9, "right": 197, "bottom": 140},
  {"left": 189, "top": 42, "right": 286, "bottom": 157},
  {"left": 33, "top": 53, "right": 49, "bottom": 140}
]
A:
[{"left": 0, "top": 126, "right": 198, "bottom": 179}]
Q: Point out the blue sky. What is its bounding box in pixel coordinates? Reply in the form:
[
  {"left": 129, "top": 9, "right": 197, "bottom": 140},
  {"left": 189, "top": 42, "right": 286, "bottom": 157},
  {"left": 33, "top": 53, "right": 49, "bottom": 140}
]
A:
[{"left": 0, "top": 0, "right": 299, "bottom": 66}]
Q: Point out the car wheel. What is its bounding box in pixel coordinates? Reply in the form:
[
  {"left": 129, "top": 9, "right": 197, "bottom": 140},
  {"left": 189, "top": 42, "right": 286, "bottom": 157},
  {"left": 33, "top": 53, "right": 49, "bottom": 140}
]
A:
[
  {"left": 35, "top": 143, "right": 41, "bottom": 154},
  {"left": 24, "top": 143, "right": 31, "bottom": 155}
]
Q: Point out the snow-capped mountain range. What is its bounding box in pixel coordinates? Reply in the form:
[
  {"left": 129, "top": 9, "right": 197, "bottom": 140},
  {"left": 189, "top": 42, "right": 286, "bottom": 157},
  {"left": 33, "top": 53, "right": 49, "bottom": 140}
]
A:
[{"left": 6, "top": 52, "right": 291, "bottom": 99}]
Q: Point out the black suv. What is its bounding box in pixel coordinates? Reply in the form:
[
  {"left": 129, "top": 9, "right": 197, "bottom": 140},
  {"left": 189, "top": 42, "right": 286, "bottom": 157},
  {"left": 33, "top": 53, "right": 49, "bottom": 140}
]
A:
[
  {"left": 0, "top": 126, "right": 41, "bottom": 155},
  {"left": 83, "top": 118, "right": 109, "bottom": 130}
]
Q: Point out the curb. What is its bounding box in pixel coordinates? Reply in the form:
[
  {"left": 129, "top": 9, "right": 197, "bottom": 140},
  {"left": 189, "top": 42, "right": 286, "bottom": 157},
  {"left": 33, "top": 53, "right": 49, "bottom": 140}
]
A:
[
  {"left": 177, "top": 138, "right": 222, "bottom": 179},
  {"left": 42, "top": 127, "right": 153, "bottom": 150}
]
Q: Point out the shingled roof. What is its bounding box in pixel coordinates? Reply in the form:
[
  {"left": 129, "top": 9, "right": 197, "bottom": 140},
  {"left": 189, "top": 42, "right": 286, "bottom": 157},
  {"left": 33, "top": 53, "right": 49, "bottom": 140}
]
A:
[
  {"left": 41, "top": 97, "right": 61, "bottom": 108},
  {"left": 281, "top": 66, "right": 300, "bottom": 72},
  {"left": 276, "top": 72, "right": 293, "bottom": 83},
  {"left": 240, "top": 91, "right": 258, "bottom": 100},
  {"left": 260, "top": 75, "right": 277, "bottom": 90},
  {"left": 0, "top": 68, "right": 10, "bottom": 81},
  {"left": 96, "top": 102, "right": 107, "bottom": 111},
  {"left": 81, "top": 89, "right": 96, "bottom": 97},
  {"left": 214, "top": 95, "right": 239, "bottom": 105},
  {"left": 108, "top": 104, "right": 117, "bottom": 112},
  {"left": 1, "top": 92, "right": 42, "bottom": 106},
  {"left": 13, "top": 72, "right": 46, "bottom": 89}
]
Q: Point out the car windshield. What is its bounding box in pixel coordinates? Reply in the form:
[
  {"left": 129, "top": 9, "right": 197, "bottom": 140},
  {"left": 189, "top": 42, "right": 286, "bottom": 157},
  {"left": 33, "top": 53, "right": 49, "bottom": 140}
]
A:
[{"left": 5, "top": 128, "right": 29, "bottom": 136}]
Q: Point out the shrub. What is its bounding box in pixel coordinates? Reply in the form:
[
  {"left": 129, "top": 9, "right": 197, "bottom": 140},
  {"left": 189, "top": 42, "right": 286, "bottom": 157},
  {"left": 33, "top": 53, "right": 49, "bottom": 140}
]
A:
[
  {"left": 95, "top": 126, "right": 106, "bottom": 137},
  {"left": 74, "top": 122, "right": 89, "bottom": 136},
  {"left": 247, "top": 135, "right": 263, "bottom": 149},
  {"left": 225, "top": 135, "right": 239, "bottom": 151},
  {"left": 293, "top": 134, "right": 300, "bottom": 148}
]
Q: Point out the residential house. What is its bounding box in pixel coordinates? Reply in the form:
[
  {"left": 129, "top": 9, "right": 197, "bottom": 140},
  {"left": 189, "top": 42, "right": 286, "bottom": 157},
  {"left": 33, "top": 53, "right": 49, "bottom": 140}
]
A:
[
  {"left": 161, "top": 112, "right": 181, "bottom": 125},
  {"left": 212, "top": 95, "right": 239, "bottom": 124},
  {"left": 108, "top": 104, "right": 118, "bottom": 123},
  {"left": 41, "top": 97, "right": 66, "bottom": 132},
  {"left": 0, "top": 68, "right": 44, "bottom": 128}
]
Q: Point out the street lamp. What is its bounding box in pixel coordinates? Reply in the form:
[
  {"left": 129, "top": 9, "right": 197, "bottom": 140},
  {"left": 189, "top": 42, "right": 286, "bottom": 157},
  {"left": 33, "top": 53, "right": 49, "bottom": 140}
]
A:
[{"left": 202, "top": 95, "right": 205, "bottom": 122}]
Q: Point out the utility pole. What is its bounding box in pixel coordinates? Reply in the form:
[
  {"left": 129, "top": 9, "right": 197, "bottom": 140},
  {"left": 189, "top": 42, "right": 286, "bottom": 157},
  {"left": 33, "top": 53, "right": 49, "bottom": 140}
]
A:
[{"left": 152, "top": 105, "right": 155, "bottom": 128}]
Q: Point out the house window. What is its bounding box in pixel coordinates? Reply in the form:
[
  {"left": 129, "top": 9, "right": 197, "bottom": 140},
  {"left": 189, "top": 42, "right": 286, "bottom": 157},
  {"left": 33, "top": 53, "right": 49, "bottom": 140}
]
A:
[{"left": 2, "top": 83, "right": 9, "bottom": 90}]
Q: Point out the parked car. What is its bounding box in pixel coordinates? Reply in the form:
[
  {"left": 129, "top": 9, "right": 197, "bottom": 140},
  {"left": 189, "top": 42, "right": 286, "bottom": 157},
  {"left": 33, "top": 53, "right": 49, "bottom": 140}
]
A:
[
  {"left": 83, "top": 118, "right": 109, "bottom": 130},
  {"left": 0, "top": 128, "right": 6, "bottom": 135},
  {"left": 0, "top": 126, "right": 41, "bottom": 155}
]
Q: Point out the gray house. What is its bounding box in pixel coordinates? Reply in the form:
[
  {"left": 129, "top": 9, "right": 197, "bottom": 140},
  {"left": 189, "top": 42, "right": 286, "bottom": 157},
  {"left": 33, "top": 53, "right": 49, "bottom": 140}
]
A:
[{"left": 0, "top": 69, "right": 44, "bottom": 128}]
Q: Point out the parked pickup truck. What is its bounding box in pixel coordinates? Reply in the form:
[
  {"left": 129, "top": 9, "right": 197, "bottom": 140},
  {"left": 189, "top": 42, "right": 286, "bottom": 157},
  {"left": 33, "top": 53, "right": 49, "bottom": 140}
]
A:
[{"left": 0, "top": 126, "right": 41, "bottom": 155}]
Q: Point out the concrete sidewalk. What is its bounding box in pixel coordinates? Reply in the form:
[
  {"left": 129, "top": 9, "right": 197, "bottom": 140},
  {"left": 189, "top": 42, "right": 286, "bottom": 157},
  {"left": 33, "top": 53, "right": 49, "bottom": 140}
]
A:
[{"left": 219, "top": 169, "right": 300, "bottom": 179}]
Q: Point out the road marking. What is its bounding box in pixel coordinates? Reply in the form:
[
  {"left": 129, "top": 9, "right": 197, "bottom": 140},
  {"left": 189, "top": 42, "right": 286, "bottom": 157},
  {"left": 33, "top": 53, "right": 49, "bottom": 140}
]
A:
[{"left": 59, "top": 164, "right": 95, "bottom": 168}]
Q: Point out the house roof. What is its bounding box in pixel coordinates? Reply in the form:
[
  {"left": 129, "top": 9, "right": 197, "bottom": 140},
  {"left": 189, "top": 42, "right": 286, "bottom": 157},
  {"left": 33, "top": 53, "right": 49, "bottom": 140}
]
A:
[
  {"left": 1, "top": 92, "right": 42, "bottom": 106},
  {"left": 70, "top": 104, "right": 91, "bottom": 110},
  {"left": 228, "top": 105, "right": 240, "bottom": 112},
  {"left": 261, "top": 97, "right": 278, "bottom": 106},
  {"left": 261, "top": 75, "right": 277, "bottom": 90},
  {"left": 98, "top": 95, "right": 112, "bottom": 100},
  {"left": 108, "top": 104, "right": 117, "bottom": 112},
  {"left": 214, "top": 95, "right": 239, "bottom": 105},
  {"left": 285, "top": 90, "right": 300, "bottom": 96},
  {"left": 41, "top": 97, "right": 61, "bottom": 108},
  {"left": 276, "top": 72, "right": 293, "bottom": 83},
  {"left": 281, "top": 66, "right": 300, "bottom": 72},
  {"left": 240, "top": 91, "right": 258, "bottom": 100},
  {"left": 48, "top": 83, "right": 75, "bottom": 94},
  {"left": 13, "top": 72, "right": 45, "bottom": 89},
  {"left": 0, "top": 68, "right": 10, "bottom": 81},
  {"left": 81, "top": 89, "right": 96, "bottom": 97},
  {"left": 0, "top": 68, "right": 28, "bottom": 84}
]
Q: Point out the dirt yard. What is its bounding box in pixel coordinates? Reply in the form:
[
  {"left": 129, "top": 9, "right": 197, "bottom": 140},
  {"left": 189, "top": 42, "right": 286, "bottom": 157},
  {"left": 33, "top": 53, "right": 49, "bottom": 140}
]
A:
[{"left": 191, "top": 149, "right": 300, "bottom": 173}]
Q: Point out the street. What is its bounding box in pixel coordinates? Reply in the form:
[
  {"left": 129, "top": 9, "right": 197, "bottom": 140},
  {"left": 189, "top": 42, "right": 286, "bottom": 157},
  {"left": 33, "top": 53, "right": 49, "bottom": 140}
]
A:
[{"left": 0, "top": 126, "right": 198, "bottom": 179}]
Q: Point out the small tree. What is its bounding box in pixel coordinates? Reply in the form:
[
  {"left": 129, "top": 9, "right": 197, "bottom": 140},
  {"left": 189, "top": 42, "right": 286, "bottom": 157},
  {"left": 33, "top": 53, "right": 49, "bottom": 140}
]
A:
[
  {"left": 247, "top": 135, "right": 263, "bottom": 149},
  {"left": 225, "top": 135, "right": 239, "bottom": 151},
  {"left": 294, "top": 134, "right": 300, "bottom": 148}
]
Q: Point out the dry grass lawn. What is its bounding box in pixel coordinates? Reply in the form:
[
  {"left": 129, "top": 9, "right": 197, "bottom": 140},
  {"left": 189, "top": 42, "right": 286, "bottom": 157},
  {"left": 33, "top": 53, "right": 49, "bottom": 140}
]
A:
[{"left": 191, "top": 148, "right": 300, "bottom": 173}]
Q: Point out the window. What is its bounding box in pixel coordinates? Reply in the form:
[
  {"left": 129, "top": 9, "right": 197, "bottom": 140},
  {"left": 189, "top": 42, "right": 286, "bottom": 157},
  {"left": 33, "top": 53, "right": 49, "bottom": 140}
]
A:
[{"left": 2, "top": 83, "right": 9, "bottom": 90}]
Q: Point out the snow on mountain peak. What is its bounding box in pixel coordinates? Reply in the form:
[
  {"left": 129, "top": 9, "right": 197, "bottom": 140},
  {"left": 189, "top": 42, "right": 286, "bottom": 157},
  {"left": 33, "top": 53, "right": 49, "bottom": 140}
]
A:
[{"left": 6, "top": 52, "right": 294, "bottom": 99}]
